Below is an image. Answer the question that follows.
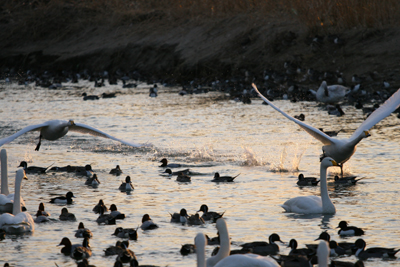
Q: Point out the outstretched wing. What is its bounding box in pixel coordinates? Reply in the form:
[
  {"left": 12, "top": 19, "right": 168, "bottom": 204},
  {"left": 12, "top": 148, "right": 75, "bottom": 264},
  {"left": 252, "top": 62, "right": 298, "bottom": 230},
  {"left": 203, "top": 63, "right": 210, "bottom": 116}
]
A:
[
  {"left": 70, "top": 123, "right": 151, "bottom": 147},
  {"left": 0, "top": 122, "right": 49, "bottom": 147},
  {"left": 252, "top": 83, "right": 334, "bottom": 146},
  {"left": 350, "top": 87, "right": 400, "bottom": 141}
]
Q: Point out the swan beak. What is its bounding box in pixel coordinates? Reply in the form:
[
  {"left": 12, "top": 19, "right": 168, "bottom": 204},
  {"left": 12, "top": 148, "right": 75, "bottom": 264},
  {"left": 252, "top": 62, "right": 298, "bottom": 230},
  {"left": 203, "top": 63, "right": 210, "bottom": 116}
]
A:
[
  {"left": 23, "top": 173, "right": 28, "bottom": 180},
  {"left": 364, "top": 130, "right": 371, "bottom": 137},
  {"left": 331, "top": 160, "right": 338, "bottom": 166},
  {"left": 69, "top": 120, "right": 75, "bottom": 125}
]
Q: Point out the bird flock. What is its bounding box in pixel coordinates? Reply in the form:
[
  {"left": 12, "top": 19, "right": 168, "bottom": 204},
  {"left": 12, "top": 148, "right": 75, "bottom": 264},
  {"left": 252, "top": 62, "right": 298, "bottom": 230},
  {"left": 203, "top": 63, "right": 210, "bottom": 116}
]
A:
[{"left": 1, "top": 76, "right": 400, "bottom": 267}]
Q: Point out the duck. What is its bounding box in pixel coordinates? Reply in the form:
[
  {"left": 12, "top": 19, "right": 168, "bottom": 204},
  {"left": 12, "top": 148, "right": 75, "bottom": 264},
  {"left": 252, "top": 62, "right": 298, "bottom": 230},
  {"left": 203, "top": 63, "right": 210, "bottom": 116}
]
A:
[
  {"left": 109, "top": 204, "right": 126, "bottom": 219},
  {"left": 337, "top": 221, "right": 364, "bottom": 236},
  {"left": 163, "top": 168, "right": 191, "bottom": 177},
  {"left": 75, "top": 222, "right": 93, "bottom": 238},
  {"left": 327, "top": 104, "right": 345, "bottom": 117},
  {"left": 282, "top": 157, "right": 337, "bottom": 214},
  {"left": 176, "top": 173, "right": 191, "bottom": 182},
  {"left": 104, "top": 240, "right": 128, "bottom": 256},
  {"left": 334, "top": 175, "right": 364, "bottom": 185},
  {"left": 116, "top": 246, "right": 138, "bottom": 264},
  {"left": 181, "top": 243, "right": 196, "bottom": 255},
  {"left": 77, "top": 258, "right": 97, "bottom": 267},
  {"left": 58, "top": 237, "right": 92, "bottom": 259},
  {"left": 0, "top": 149, "right": 27, "bottom": 213},
  {"left": 198, "top": 204, "right": 225, "bottom": 222},
  {"left": 287, "top": 239, "right": 315, "bottom": 257},
  {"left": 355, "top": 238, "right": 399, "bottom": 260},
  {"left": 212, "top": 172, "right": 240, "bottom": 182},
  {"left": 109, "top": 165, "right": 122, "bottom": 176},
  {"left": 82, "top": 92, "right": 99, "bottom": 101},
  {"left": 159, "top": 158, "right": 182, "bottom": 168},
  {"left": 118, "top": 176, "right": 134, "bottom": 192},
  {"left": 102, "top": 92, "right": 116, "bottom": 99},
  {"left": 169, "top": 208, "right": 189, "bottom": 224},
  {"left": 330, "top": 260, "right": 365, "bottom": 267},
  {"left": 0, "top": 119, "right": 150, "bottom": 151},
  {"left": 50, "top": 191, "right": 75, "bottom": 204},
  {"left": 85, "top": 174, "right": 100, "bottom": 187},
  {"left": 76, "top": 164, "right": 94, "bottom": 178},
  {"left": 0, "top": 229, "right": 5, "bottom": 240},
  {"left": 195, "top": 218, "right": 280, "bottom": 267},
  {"left": 18, "top": 161, "right": 50, "bottom": 174},
  {"left": 149, "top": 85, "right": 158, "bottom": 98},
  {"left": 309, "top": 81, "right": 350, "bottom": 103},
  {"left": 306, "top": 231, "right": 354, "bottom": 255},
  {"left": 253, "top": 83, "right": 400, "bottom": 178},
  {"left": 187, "top": 213, "right": 205, "bottom": 225},
  {"left": 140, "top": 214, "right": 158, "bottom": 230},
  {"left": 34, "top": 202, "right": 50, "bottom": 223},
  {"left": 96, "top": 206, "right": 116, "bottom": 225},
  {"left": 59, "top": 207, "right": 77, "bottom": 221},
  {"left": 318, "top": 128, "right": 342, "bottom": 137},
  {"left": 240, "top": 233, "right": 284, "bottom": 256},
  {"left": 0, "top": 169, "right": 34, "bottom": 234},
  {"left": 93, "top": 199, "right": 107, "bottom": 214},
  {"left": 72, "top": 237, "right": 92, "bottom": 260},
  {"left": 112, "top": 227, "right": 138, "bottom": 240},
  {"left": 294, "top": 114, "right": 305, "bottom": 121},
  {"left": 296, "top": 173, "right": 319, "bottom": 186}
]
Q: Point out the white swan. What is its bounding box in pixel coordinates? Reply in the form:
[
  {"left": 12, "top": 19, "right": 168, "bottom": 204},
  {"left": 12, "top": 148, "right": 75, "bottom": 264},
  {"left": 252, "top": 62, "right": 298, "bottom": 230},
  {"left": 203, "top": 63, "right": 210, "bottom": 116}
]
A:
[
  {"left": 252, "top": 83, "right": 400, "bottom": 176},
  {"left": 0, "top": 149, "right": 26, "bottom": 213},
  {"left": 0, "top": 119, "right": 151, "bottom": 151},
  {"left": 195, "top": 218, "right": 279, "bottom": 267},
  {"left": 282, "top": 157, "right": 337, "bottom": 214},
  {"left": 316, "top": 240, "right": 329, "bottom": 267},
  {"left": 309, "top": 81, "right": 349, "bottom": 103},
  {"left": 0, "top": 169, "right": 34, "bottom": 234}
]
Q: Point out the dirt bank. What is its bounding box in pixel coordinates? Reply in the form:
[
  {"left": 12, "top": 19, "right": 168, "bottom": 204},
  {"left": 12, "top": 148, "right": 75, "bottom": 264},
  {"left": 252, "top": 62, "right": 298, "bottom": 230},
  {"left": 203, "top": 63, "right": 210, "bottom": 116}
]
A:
[{"left": 1, "top": 6, "right": 400, "bottom": 87}]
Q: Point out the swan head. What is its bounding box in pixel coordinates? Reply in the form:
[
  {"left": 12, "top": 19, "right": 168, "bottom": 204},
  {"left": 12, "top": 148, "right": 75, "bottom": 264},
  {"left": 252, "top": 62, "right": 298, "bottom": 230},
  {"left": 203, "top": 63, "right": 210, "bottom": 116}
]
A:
[
  {"left": 321, "top": 157, "right": 338, "bottom": 167},
  {"left": 68, "top": 120, "right": 75, "bottom": 126},
  {"left": 363, "top": 130, "right": 371, "bottom": 137}
]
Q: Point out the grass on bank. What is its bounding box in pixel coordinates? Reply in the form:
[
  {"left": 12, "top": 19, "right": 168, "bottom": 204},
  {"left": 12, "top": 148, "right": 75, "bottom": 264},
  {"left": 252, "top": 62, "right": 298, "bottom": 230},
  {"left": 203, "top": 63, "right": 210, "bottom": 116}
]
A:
[{"left": 2, "top": 0, "right": 400, "bottom": 37}]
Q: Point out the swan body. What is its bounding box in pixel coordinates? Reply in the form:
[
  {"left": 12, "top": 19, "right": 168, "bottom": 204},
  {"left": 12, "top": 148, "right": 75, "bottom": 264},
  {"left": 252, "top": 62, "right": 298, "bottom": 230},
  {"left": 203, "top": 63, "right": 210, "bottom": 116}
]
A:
[
  {"left": 253, "top": 83, "right": 400, "bottom": 175},
  {"left": 0, "top": 119, "right": 150, "bottom": 151},
  {"left": 310, "top": 81, "right": 349, "bottom": 103},
  {"left": 0, "top": 169, "right": 34, "bottom": 234},
  {"left": 281, "top": 157, "right": 337, "bottom": 214}
]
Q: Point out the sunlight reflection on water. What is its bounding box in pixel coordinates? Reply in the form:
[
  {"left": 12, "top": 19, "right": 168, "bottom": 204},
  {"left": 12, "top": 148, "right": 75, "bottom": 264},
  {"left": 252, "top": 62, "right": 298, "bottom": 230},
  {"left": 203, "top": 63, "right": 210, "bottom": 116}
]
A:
[{"left": 0, "top": 82, "right": 399, "bottom": 266}]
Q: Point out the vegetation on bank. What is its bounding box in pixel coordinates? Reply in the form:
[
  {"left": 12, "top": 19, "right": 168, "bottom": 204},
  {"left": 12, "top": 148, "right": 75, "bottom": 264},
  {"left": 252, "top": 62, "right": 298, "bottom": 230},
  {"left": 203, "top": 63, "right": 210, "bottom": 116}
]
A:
[{"left": 2, "top": 0, "right": 400, "bottom": 41}]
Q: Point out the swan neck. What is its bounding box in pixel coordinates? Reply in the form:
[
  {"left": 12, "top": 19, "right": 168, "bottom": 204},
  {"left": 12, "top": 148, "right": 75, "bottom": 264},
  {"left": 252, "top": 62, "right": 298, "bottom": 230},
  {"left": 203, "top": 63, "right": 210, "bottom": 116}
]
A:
[
  {"left": 196, "top": 234, "right": 206, "bottom": 267},
  {"left": 320, "top": 164, "right": 334, "bottom": 213},
  {"left": 207, "top": 220, "right": 230, "bottom": 266},
  {"left": 12, "top": 170, "right": 23, "bottom": 215},
  {"left": 1, "top": 149, "right": 9, "bottom": 195}
]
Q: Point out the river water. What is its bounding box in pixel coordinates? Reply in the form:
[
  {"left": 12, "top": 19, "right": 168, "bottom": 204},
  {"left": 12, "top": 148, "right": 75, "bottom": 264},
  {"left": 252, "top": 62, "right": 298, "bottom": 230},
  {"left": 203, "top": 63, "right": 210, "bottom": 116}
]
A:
[{"left": 0, "top": 80, "right": 399, "bottom": 266}]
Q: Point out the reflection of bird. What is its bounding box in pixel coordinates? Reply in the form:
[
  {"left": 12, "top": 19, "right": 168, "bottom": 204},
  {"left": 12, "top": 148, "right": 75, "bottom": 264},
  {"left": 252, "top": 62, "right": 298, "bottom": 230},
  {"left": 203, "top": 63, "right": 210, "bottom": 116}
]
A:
[
  {"left": 282, "top": 157, "right": 337, "bottom": 214},
  {"left": 212, "top": 172, "right": 240, "bottom": 182},
  {"left": 334, "top": 175, "right": 362, "bottom": 185},
  {"left": 253, "top": 83, "right": 400, "bottom": 178},
  {"left": 0, "top": 169, "right": 34, "bottom": 234},
  {"left": 0, "top": 119, "right": 150, "bottom": 151}
]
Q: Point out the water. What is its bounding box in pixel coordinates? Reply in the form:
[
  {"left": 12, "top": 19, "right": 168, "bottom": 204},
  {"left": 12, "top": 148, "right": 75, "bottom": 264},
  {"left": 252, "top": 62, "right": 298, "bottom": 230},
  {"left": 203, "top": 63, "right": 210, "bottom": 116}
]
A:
[{"left": 0, "top": 81, "right": 399, "bottom": 266}]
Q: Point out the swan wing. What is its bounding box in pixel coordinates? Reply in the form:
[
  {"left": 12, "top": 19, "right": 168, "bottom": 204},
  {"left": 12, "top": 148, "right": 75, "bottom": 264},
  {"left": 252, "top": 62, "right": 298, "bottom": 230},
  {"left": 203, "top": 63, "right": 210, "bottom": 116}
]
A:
[
  {"left": 252, "top": 83, "right": 334, "bottom": 145},
  {"left": 0, "top": 122, "right": 49, "bottom": 147},
  {"left": 214, "top": 254, "right": 280, "bottom": 267},
  {"left": 350, "top": 88, "right": 400, "bottom": 141},
  {"left": 281, "top": 196, "right": 322, "bottom": 214},
  {"left": 70, "top": 123, "right": 151, "bottom": 147}
]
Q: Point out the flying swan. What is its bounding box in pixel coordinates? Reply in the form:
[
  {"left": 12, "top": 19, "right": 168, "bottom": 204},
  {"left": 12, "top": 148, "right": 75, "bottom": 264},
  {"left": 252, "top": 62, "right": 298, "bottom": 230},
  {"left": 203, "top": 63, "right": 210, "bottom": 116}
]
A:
[
  {"left": 0, "top": 119, "right": 151, "bottom": 151},
  {"left": 252, "top": 83, "right": 400, "bottom": 176}
]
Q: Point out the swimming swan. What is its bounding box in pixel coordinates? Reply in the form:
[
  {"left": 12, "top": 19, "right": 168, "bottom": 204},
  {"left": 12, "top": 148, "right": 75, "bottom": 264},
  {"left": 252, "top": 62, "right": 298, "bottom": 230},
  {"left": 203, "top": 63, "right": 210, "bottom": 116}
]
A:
[
  {"left": 0, "top": 169, "right": 34, "bottom": 234},
  {"left": 252, "top": 83, "right": 400, "bottom": 177},
  {"left": 195, "top": 218, "right": 279, "bottom": 267},
  {"left": 0, "top": 149, "right": 26, "bottom": 213},
  {"left": 281, "top": 157, "right": 337, "bottom": 214},
  {"left": 0, "top": 119, "right": 151, "bottom": 151}
]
